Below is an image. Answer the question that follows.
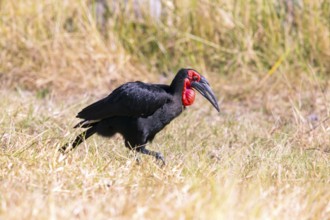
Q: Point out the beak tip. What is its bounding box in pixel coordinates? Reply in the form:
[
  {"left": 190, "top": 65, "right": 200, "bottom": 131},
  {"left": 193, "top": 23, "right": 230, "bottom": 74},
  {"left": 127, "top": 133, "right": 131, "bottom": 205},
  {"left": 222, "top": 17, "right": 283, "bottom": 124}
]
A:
[{"left": 191, "top": 79, "right": 220, "bottom": 113}]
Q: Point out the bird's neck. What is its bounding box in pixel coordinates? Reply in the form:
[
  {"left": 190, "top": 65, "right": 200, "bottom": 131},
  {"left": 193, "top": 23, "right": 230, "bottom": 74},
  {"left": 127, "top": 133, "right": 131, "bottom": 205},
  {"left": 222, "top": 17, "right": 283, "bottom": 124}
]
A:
[{"left": 169, "top": 74, "right": 185, "bottom": 95}]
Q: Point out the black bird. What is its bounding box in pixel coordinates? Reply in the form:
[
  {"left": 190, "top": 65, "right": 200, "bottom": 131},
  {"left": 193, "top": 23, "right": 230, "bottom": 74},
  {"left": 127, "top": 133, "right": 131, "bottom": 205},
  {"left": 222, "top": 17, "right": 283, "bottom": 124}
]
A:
[{"left": 61, "top": 68, "right": 219, "bottom": 165}]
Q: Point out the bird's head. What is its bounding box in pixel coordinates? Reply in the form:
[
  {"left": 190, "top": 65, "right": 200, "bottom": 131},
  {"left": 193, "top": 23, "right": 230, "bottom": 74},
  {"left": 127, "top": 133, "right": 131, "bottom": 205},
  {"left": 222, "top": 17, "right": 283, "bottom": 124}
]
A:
[{"left": 180, "top": 69, "right": 220, "bottom": 112}]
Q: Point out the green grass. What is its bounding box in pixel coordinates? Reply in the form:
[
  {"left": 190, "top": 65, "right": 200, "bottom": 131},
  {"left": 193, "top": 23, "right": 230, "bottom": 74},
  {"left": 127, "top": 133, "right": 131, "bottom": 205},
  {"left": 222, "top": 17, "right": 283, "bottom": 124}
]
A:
[{"left": 0, "top": 0, "right": 330, "bottom": 219}]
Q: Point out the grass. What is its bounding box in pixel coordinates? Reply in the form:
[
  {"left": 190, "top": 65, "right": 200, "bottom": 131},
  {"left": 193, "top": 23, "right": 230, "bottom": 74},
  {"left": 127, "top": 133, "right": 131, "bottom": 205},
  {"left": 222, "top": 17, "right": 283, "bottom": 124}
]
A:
[
  {"left": 1, "top": 0, "right": 330, "bottom": 219},
  {"left": 1, "top": 79, "right": 329, "bottom": 219}
]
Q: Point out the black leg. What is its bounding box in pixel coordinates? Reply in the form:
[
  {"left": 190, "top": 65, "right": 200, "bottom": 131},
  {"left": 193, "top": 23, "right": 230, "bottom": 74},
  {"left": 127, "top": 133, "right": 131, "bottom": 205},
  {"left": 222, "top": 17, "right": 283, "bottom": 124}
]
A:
[{"left": 136, "top": 147, "right": 166, "bottom": 166}]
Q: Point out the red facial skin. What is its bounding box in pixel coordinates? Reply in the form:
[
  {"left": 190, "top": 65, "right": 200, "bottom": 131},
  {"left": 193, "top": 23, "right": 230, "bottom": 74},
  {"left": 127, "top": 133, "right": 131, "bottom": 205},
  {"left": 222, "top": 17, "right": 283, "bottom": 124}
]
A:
[{"left": 182, "top": 70, "right": 201, "bottom": 106}]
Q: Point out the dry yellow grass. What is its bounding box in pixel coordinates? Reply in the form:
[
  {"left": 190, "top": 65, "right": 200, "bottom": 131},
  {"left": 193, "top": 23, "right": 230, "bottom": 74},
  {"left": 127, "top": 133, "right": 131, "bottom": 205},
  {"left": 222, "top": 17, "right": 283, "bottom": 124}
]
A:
[
  {"left": 1, "top": 71, "right": 330, "bottom": 219},
  {"left": 1, "top": 0, "right": 330, "bottom": 219},
  {"left": 0, "top": 0, "right": 156, "bottom": 94}
]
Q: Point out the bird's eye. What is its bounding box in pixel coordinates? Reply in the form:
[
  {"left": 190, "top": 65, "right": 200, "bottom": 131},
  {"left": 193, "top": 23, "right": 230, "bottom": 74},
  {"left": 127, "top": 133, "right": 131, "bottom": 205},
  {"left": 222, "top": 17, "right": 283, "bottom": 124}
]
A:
[{"left": 187, "top": 70, "right": 200, "bottom": 81}]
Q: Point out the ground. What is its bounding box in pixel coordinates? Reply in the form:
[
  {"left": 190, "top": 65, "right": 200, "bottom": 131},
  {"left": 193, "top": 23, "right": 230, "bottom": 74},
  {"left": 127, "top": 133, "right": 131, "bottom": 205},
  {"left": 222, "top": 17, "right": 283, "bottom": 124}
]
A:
[{"left": 1, "top": 74, "right": 329, "bottom": 219}]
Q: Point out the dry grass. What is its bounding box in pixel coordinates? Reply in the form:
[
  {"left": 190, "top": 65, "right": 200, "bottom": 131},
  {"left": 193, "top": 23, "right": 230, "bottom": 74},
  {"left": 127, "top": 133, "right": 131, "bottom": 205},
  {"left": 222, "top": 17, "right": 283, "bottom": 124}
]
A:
[
  {"left": 0, "top": 0, "right": 155, "bottom": 94},
  {"left": 1, "top": 0, "right": 330, "bottom": 219},
  {"left": 1, "top": 72, "right": 330, "bottom": 219}
]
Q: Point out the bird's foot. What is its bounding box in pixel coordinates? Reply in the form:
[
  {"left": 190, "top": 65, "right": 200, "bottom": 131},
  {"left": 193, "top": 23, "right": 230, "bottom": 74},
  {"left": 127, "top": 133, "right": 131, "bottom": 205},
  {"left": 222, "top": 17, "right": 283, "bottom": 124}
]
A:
[
  {"left": 59, "top": 144, "right": 74, "bottom": 154},
  {"left": 154, "top": 152, "right": 166, "bottom": 167},
  {"left": 59, "top": 145, "right": 67, "bottom": 154},
  {"left": 136, "top": 147, "right": 166, "bottom": 167},
  {"left": 135, "top": 156, "right": 141, "bottom": 165}
]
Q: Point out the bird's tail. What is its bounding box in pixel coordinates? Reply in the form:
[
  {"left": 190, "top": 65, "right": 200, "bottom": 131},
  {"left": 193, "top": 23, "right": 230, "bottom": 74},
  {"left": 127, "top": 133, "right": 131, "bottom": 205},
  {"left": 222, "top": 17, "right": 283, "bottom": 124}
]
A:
[
  {"left": 60, "top": 126, "right": 97, "bottom": 153},
  {"left": 73, "top": 119, "right": 100, "bottom": 128}
]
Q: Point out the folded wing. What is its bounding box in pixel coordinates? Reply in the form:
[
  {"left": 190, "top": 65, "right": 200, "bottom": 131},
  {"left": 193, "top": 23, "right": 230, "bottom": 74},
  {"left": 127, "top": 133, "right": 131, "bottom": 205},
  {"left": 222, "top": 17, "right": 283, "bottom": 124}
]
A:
[{"left": 77, "top": 81, "right": 171, "bottom": 120}]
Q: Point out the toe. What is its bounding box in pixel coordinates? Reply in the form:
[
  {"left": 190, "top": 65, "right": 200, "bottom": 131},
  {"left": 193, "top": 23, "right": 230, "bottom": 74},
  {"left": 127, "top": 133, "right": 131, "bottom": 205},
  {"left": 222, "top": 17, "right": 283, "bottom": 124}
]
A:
[{"left": 155, "top": 153, "right": 166, "bottom": 166}]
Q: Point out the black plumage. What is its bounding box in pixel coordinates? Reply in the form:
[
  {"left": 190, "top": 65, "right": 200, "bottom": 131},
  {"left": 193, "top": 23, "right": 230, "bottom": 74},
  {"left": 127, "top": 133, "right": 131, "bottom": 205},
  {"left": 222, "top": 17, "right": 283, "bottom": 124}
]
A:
[{"left": 61, "top": 68, "right": 219, "bottom": 165}]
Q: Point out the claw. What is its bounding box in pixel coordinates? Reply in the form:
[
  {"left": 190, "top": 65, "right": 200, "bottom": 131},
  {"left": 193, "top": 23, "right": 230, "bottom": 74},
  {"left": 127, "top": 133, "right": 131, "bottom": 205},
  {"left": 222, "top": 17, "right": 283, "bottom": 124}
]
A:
[
  {"left": 136, "top": 147, "right": 166, "bottom": 167},
  {"left": 155, "top": 152, "right": 166, "bottom": 167},
  {"left": 135, "top": 156, "right": 141, "bottom": 165}
]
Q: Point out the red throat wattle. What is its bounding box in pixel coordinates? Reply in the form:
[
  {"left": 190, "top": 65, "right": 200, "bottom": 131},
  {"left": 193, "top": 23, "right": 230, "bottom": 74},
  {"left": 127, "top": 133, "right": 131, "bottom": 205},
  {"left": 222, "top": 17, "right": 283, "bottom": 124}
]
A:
[{"left": 182, "top": 78, "right": 195, "bottom": 106}]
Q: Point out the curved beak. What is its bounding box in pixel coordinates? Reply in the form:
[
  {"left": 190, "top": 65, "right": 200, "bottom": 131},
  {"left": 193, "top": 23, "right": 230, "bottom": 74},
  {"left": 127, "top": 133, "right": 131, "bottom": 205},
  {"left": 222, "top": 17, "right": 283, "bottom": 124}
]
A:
[{"left": 191, "top": 76, "right": 220, "bottom": 112}]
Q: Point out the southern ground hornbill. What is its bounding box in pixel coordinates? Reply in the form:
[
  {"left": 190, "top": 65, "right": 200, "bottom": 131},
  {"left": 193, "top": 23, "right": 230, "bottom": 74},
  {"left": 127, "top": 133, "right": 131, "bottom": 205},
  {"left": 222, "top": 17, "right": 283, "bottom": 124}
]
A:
[{"left": 61, "top": 68, "right": 220, "bottom": 165}]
